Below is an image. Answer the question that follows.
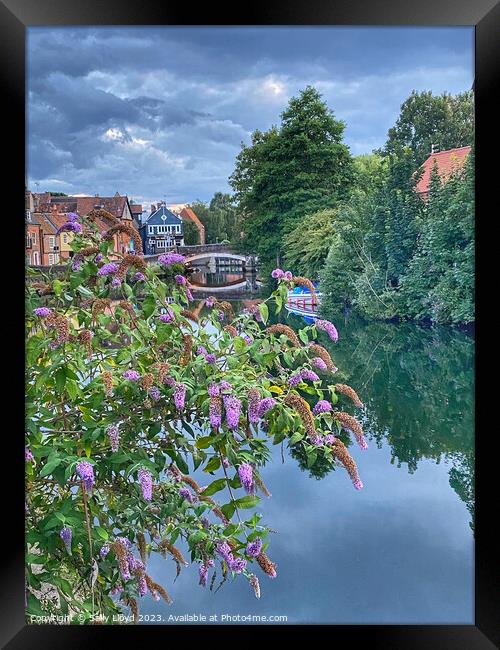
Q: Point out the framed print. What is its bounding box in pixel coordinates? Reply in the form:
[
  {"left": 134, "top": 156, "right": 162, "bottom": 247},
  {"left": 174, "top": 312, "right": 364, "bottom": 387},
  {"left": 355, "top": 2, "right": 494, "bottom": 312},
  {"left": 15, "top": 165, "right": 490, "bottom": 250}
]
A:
[{"left": 1, "top": 0, "right": 498, "bottom": 647}]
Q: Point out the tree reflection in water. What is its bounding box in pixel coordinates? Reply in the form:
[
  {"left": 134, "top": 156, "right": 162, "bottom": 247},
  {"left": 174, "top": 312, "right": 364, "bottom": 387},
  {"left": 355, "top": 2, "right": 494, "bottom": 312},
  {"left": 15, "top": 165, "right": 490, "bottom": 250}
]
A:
[{"left": 285, "top": 313, "right": 475, "bottom": 531}]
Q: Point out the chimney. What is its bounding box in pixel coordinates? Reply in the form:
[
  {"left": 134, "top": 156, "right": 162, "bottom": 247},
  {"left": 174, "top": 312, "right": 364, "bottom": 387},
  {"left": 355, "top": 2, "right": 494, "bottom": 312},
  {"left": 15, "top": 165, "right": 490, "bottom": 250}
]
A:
[
  {"left": 151, "top": 204, "right": 156, "bottom": 213},
  {"left": 95, "top": 193, "right": 99, "bottom": 197}
]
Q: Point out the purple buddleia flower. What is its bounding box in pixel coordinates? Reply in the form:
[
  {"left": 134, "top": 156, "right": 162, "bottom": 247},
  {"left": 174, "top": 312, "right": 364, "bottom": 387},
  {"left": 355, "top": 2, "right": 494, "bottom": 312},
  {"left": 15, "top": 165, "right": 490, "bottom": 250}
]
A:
[
  {"left": 288, "top": 373, "right": 302, "bottom": 387},
  {"left": 222, "top": 457, "right": 229, "bottom": 468},
  {"left": 205, "top": 297, "right": 216, "bottom": 308},
  {"left": 149, "top": 386, "right": 161, "bottom": 402},
  {"left": 209, "top": 397, "right": 222, "bottom": 428},
  {"left": 138, "top": 574, "right": 148, "bottom": 597},
  {"left": 95, "top": 253, "right": 103, "bottom": 263},
  {"left": 159, "top": 308, "right": 174, "bottom": 323},
  {"left": 246, "top": 538, "right": 263, "bottom": 557},
  {"left": 164, "top": 375, "right": 175, "bottom": 387},
  {"left": 316, "top": 319, "right": 339, "bottom": 342},
  {"left": 218, "top": 310, "right": 225, "bottom": 322},
  {"left": 138, "top": 468, "right": 153, "bottom": 501},
  {"left": 123, "top": 369, "right": 141, "bottom": 381},
  {"left": 57, "top": 221, "right": 82, "bottom": 235},
  {"left": 284, "top": 271, "right": 293, "bottom": 281},
  {"left": 201, "top": 517, "right": 211, "bottom": 529},
  {"left": 215, "top": 541, "right": 234, "bottom": 565},
  {"left": 310, "top": 434, "right": 324, "bottom": 446},
  {"left": 186, "top": 288, "right": 194, "bottom": 302},
  {"left": 208, "top": 383, "right": 220, "bottom": 397},
  {"left": 33, "top": 307, "right": 52, "bottom": 318},
  {"left": 158, "top": 253, "right": 185, "bottom": 266},
  {"left": 353, "top": 479, "right": 364, "bottom": 490},
  {"left": 110, "top": 584, "right": 123, "bottom": 596},
  {"left": 111, "top": 277, "right": 122, "bottom": 287},
  {"left": 175, "top": 274, "right": 187, "bottom": 286},
  {"left": 197, "top": 346, "right": 208, "bottom": 357},
  {"left": 229, "top": 557, "right": 247, "bottom": 573},
  {"left": 220, "top": 380, "right": 233, "bottom": 391},
  {"left": 179, "top": 486, "right": 197, "bottom": 504},
  {"left": 174, "top": 382, "right": 186, "bottom": 410},
  {"left": 97, "top": 262, "right": 118, "bottom": 277},
  {"left": 133, "top": 272, "right": 146, "bottom": 282},
  {"left": 271, "top": 268, "right": 284, "bottom": 279},
  {"left": 60, "top": 527, "right": 72, "bottom": 553},
  {"left": 199, "top": 563, "right": 209, "bottom": 587},
  {"left": 72, "top": 257, "right": 83, "bottom": 271},
  {"left": 243, "top": 335, "right": 253, "bottom": 345},
  {"left": 224, "top": 395, "right": 241, "bottom": 429},
  {"left": 311, "top": 357, "right": 328, "bottom": 371},
  {"left": 258, "top": 398, "right": 277, "bottom": 418},
  {"left": 312, "top": 400, "right": 332, "bottom": 415},
  {"left": 66, "top": 212, "right": 79, "bottom": 222},
  {"left": 25, "top": 446, "right": 34, "bottom": 462},
  {"left": 300, "top": 368, "right": 320, "bottom": 382},
  {"left": 324, "top": 434, "right": 336, "bottom": 445},
  {"left": 106, "top": 424, "right": 120, "bottom": 452},
  {"left": 238, "top": 462, "right": 255, "bottom": 494},
  {"left": 247, "top": 389, "right": 261, "bottom": 424},
  {"left": 205, "top": 353, "right": 216, "bottom": 364},
  {"left": 100, "top": 544, "right": 110, "bottom": 558},
  {"left": 76, "top": 460, "right": 94, "bottom": 492}
]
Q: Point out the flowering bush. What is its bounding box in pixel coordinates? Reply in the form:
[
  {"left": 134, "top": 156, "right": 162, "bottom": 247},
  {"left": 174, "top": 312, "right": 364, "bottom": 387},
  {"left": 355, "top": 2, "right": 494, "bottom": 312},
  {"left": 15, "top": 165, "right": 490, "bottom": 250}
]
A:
[{"left": 25, "top": 215, "right": 366, "bottom": 624}]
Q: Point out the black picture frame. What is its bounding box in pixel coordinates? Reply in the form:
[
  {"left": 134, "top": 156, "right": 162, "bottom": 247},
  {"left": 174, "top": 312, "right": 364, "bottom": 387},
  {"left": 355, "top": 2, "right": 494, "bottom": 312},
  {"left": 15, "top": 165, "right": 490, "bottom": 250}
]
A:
[{"left": 2, "top": 0, "right": 498, "bottom": 647}]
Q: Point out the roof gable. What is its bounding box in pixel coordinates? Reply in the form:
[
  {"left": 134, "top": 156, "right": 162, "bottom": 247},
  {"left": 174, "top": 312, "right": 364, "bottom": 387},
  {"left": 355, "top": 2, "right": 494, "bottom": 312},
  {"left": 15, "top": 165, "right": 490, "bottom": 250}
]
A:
[
  {"left": 147, "top": 205, "right": 182, "bottom": 226},
  {"left": 415, "top": 146, "right": 471, "bottom": 195}
]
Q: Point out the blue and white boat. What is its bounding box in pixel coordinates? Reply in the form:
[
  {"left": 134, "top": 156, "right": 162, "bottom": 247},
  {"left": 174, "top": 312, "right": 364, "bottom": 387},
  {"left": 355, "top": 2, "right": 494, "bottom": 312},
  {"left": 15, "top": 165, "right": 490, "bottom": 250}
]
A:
[{"left": 285, "top": 285, "right": 322, "bottom": 323}]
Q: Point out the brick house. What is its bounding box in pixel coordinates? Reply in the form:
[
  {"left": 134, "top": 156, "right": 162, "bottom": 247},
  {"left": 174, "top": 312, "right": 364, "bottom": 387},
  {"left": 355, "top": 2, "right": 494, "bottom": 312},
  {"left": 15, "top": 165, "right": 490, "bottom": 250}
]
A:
[
  {"left": 28, "top": 192, "right": 141, "bottom": 262},
  {"left": 179, "top": 207, "right": 206, "bottom": 245},
  {"left": 415, "top": 146, "right": 471, "bottom": 201}
]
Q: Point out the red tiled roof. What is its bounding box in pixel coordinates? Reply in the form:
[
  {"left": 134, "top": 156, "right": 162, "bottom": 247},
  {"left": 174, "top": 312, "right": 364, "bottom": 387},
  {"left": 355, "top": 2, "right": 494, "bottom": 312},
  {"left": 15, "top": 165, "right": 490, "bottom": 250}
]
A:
[
  {"left": 130, "top": 204, "right": 143, "bottom": 214},
  {"left": 415, "top": 146, "right": 471, "bottom": 195},
  {"left": 76, "top": 196, "right": 128, "bottom": 219},
  {"left": 36, "top": 213, "right": 58, "bottom": 235}
]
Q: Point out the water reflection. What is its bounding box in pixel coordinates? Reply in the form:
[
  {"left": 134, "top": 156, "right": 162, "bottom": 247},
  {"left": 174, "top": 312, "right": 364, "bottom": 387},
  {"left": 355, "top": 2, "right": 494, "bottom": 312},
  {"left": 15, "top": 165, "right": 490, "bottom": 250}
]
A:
[
  {"left": 141, "top": 303, "right": 474, "bottom": 624},
  {"left": 287, "top": 312, "right": 475, "bottom": 531}
]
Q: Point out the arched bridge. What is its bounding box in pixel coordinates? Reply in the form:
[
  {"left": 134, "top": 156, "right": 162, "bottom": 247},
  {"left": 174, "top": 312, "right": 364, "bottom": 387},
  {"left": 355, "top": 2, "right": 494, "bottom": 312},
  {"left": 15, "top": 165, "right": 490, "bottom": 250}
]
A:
[{"left": 145, "top": 244, "right": 257, "bottom": 269}]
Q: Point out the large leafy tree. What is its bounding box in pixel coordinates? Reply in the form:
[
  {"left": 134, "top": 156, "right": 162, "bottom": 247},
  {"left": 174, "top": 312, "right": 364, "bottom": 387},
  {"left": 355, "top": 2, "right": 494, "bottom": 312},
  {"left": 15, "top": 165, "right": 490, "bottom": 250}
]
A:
[
  {"left": 382, "top": 90, "right": 474, "bottom": 167},
  {"left": 230, "top": 86, "right": 354, "bottom": 270},
  {"left": 283, "top": 208, "right": 336, "bottom": 278}
]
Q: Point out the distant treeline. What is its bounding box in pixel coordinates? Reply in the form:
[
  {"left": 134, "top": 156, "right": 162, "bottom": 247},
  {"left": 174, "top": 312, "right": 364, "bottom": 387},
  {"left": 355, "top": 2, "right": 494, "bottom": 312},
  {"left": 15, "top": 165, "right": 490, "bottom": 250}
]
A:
[{"left": 224, "top": 86, "right": 474, "bottom": 326}]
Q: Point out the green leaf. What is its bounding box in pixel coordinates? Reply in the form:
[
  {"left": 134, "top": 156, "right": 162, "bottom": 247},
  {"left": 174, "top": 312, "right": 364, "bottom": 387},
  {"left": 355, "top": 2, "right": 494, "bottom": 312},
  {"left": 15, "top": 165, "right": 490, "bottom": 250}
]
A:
[
  {"left": 55, "top": 368, "right": 66, "bottom": 394},
  {"left": 298, "top": 328, "right": 309, "bottom": 345},
  {"left": 223, "top": 523, "right": 239, "bottom": 536},
  {"left": 39, "top": 457, "right": 62, "bottom": 478},
  {"left": 195, "top": 436, "right": 214, "bottom": 450},
  {"left": 95, "top": 527, "right": 109, "bottom": 540},
  {"left": 204, "top": 457, "right": 221, "bottom": 473},
  {"left": 142, "top": 296, "right": 156, "bottom": 319},
  {"left": 220, "top": 502, "right": 235, "bottom": 520},
  {"left": 258, "top": 302, "right": 269, "bottom": 324},
  {"left": 234, "top": 495, "right": 260, "bottom": 509},
  {"left": 306, "top": 450, "right": 318, "bottom": 468},
  {"left": 200, "top": 478, "right": 227, "bottom": 497},
  {"left": 289, "top": 431, "right": 303, "bottom": 445}
]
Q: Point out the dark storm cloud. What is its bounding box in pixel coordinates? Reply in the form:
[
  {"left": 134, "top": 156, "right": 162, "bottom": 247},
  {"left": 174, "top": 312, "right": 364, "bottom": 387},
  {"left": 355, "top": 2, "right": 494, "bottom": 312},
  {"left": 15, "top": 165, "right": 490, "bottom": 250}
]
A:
[{"left": 27, "top": 27, "right": 473, "bottom": 204}]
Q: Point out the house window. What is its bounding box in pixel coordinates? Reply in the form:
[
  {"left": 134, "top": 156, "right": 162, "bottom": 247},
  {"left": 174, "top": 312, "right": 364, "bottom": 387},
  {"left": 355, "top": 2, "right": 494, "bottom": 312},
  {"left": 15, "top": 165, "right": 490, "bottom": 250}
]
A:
[
  {"left": 62, "top": 233, "right": 68, "bottom": 244},
  {"left": 33, "top": 251, "right": 40, "bottom": 265},
  {"left": 48, "top": 253, "right": 55, "bottom": 265},
  {"left": 32, "top": 232, "right": 36, "bottom": 245},
  {"left": 49, "top": 236, "right": 56, "bottom": 249},
  {"left": 26, "top": 253, "right": 32, "bottom": 265}
]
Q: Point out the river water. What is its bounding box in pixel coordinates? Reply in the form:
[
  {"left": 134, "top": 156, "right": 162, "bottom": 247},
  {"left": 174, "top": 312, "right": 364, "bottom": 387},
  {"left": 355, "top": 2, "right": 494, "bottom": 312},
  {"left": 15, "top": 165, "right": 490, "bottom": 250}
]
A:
[{"left": 142, "top": 277, "right": 474, "bottom": 625}]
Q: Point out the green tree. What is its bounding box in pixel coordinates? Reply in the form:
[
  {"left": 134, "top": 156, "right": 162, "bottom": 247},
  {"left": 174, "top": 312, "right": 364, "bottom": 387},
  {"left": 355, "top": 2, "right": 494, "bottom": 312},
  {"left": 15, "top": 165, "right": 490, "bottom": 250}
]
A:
[
  {"left": 400, "top": 150, "right": 474, "bottom": 324},
  {"left": 382, "top": 90, "right": 474, "bottom": 167},
  {"left": 283, "top": 208, "right": 336, "bottom": 278},
  {"left": 182, "top": 217, "right": 200, "bottom": 245},
  {"left": 230, "top": 86, "right": 354, "bottom": 271}
]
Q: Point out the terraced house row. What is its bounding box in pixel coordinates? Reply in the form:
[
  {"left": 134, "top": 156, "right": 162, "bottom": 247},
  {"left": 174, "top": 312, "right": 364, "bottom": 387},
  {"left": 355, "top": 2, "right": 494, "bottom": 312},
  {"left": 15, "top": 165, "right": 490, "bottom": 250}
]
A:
[{"left": 25, "top": 190, "right": 143, "bottom": 266}]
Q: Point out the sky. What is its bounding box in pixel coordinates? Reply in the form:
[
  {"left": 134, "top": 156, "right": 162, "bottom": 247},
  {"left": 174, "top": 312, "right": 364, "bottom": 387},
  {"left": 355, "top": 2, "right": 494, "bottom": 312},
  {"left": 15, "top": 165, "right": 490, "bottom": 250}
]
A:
[{"left": 27, "top": 26, "right": 474, "bottom": 207}]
